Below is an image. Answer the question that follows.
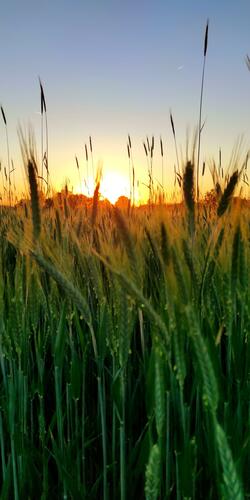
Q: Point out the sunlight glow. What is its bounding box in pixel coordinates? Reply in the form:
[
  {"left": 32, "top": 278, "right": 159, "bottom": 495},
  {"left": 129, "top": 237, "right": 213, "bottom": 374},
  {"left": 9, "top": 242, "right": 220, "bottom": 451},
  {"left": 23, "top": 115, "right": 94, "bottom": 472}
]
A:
[
  {"left": 99, "top": 171, "right": 131, "bottom": 204},
  {"left": 76, "top": 170, "right": 133, "bottom": 204}
]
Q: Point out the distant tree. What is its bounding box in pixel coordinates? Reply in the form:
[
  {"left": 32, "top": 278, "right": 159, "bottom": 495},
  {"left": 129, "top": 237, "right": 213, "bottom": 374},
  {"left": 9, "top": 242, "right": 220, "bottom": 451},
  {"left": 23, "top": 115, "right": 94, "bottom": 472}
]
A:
[
  {"left": 115, "top": 195, "right": 130, "bottom": 210},
  {"left": 204, "top": 188, "right": 218, "bottom": 208}
]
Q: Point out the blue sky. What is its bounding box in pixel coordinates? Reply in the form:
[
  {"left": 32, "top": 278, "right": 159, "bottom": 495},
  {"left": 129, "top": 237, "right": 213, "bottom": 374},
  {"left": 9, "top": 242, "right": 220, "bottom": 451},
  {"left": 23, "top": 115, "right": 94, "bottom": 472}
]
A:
[{"left": 0, "top": 0, "right": 250, "bottom": 200}]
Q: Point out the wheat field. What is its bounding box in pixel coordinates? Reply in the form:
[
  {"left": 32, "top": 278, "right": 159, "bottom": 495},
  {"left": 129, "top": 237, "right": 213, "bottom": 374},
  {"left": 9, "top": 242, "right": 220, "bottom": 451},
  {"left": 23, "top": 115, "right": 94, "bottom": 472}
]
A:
[{"left": 0, "top": 154, "right": 248, "bottom": 499}]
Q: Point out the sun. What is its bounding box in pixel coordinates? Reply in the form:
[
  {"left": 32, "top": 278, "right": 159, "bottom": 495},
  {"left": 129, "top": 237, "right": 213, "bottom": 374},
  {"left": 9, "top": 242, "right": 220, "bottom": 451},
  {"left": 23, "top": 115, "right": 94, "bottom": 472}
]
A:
[
  {"left": 99, "top": 171, "right": 130, "bottom": 204},
  {"left": 75, "top": 170, "right": 134, "bottom": 204}
]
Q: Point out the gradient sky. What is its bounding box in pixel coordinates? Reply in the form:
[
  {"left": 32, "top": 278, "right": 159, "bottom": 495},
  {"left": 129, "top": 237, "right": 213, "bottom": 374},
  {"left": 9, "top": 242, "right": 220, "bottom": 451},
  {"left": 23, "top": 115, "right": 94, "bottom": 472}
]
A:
[{"left": 0, "top": 0, "right": 250, "bottom": 201}]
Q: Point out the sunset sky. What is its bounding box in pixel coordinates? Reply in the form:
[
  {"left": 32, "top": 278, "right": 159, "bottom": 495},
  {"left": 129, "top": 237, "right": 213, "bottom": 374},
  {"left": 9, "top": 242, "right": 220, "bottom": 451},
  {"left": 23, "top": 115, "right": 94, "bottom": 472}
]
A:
[{"left": 0, "top": 0, "right": 250, "bottom": 202}]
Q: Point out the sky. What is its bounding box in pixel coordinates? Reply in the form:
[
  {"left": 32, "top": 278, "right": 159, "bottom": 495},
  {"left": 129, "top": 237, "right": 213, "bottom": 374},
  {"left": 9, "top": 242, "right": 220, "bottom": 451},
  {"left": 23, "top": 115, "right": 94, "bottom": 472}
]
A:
[{"left": 0, "top": 0, "right": 250, "bottom": 202}]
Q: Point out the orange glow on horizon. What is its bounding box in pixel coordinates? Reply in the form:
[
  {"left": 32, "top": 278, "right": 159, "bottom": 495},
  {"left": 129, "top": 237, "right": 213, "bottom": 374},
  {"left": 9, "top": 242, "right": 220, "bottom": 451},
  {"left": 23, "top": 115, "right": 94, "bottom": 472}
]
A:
[
  {"left": 99, "top": 171, "right": 132, "bottom": 204},
  {"left": 75, "top": 170, "right": 136, "bottom": 205}
]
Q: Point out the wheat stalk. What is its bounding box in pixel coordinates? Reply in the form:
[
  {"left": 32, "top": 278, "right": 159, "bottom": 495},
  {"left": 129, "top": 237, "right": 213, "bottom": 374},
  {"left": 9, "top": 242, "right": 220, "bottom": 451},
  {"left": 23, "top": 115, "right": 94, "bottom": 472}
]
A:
[
  {"left": 217, "top": 170, "right": 238, "bottom": 217},
  {"left": 28, "top": 160, "right": 41, "bottom": 241},
  {"left": 183, "top": 161, "right": 195, "bottom": 234},
  {"left": 197, "top": 19, "right": 209, "bottom": 202}
]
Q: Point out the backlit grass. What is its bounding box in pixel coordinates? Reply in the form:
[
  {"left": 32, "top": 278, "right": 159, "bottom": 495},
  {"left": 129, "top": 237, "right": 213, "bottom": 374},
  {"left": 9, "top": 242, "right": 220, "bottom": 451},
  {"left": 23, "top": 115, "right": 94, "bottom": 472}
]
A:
[{"left": 0, "top": 159, "right": 249, "bottom": 499}]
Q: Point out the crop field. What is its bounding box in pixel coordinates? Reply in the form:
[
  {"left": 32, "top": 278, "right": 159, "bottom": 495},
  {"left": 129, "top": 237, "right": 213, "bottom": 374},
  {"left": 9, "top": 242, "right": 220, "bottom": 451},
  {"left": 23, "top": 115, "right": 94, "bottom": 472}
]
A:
[{"left": 0, "top": 155, "right": 248, "bottom": 499}]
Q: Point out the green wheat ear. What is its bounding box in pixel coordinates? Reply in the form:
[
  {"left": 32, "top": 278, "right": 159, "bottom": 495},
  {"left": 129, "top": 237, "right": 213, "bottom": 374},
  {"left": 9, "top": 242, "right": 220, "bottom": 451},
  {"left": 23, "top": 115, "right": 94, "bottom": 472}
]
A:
[
  {"left": 55, "top": 209, "right": 62, "bottom": 244},
  {"left": 113, "top": 206, "right": 139, "bottom": 282},
  {"left": 160, "top": 222, "right": 170, "bottom": 265},
  {"left": 185, "top": 305, "right": 218, "bottom": 413},
  {"left": 154, "top": 347, "right": 165, "bottom": 439},
  {"left": 231, "top": 223, "right": 244, "bottom": 291},
  {"left": 145, "top": 443, "right": 161, "bottom": 500},
  {"left": 172, "top": 319, "right": 186, "bottom": 391},
  {"left": 214, "top": 420, "right": 244, "bottom": 500},
  {"left": 91, "top": 181, "right": 100, "bottom": 227},
  {"left": 28, "top": 160, "right": 41, "bottom": 241},
  {"left": 183, "top": 161, "right": 195, "bottom": 234},
  {"left": 217, "top": 170, "right": 238, "bottom": 217}
]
